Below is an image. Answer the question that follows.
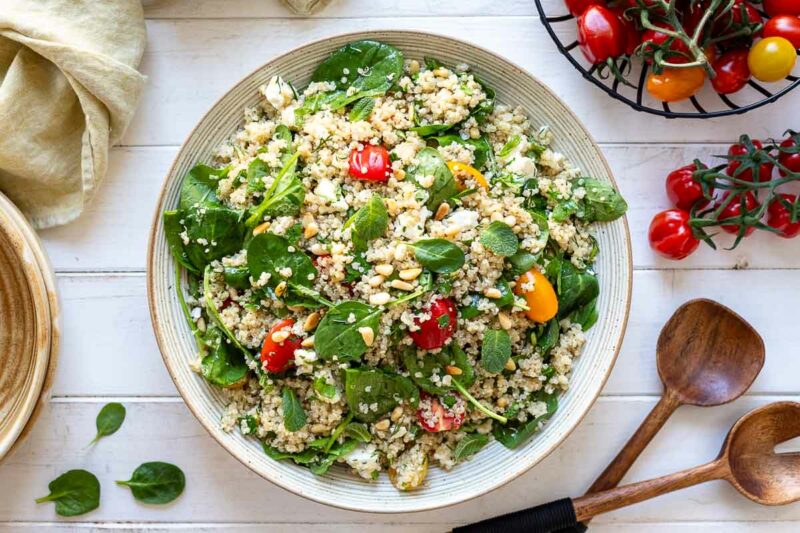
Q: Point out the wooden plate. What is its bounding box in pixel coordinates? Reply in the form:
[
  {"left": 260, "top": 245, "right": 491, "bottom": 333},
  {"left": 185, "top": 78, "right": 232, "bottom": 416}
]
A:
[{"left": 148, "top": 30, "right": 633, "bottom": 513}]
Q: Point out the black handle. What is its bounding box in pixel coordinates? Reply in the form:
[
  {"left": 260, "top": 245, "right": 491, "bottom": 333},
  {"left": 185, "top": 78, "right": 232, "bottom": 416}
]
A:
[{"left": 452, "top": 498, "right": 578, "bottom": 533}]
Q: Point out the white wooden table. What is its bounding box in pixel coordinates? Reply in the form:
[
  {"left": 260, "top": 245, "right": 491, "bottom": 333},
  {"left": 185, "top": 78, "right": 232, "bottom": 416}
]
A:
[{"left": 2, "top": 0, "right": 799, "bottom": 530}]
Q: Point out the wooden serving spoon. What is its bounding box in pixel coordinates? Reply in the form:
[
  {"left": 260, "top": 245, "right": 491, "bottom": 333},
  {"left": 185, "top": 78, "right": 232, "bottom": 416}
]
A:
[{"left": 455, "top": 402, "right": 800, "bottom": 533}]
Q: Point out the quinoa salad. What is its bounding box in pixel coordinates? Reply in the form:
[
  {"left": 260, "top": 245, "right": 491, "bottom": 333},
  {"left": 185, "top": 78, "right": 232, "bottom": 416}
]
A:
[{"left": 164, "top": 40, "right": 627, "bottom": 491}]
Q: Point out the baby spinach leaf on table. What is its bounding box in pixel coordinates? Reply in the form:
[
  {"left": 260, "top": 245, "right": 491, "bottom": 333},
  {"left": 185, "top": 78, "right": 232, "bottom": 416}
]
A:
[
  {"left": 454, "top": 433, "right": 490, "bottom": 463},
  {"left": 480, "top": 221, "right": 519, "bottom": 257},
  {"left": 282, "top": 388, "right": 308, "bottom": 432},
  {"left": 407, "top": 147, "right": 458, "bottom": 210},
  {"left": 344, "top": 422, "right": 372, "bottom": 443},
  {"left": 314, "top": 301, "right": 382, "bottom": 361},
  {"left": 349, "top": 97, "right": 376, "bottom": 121},
  {"left": 344, "top": 368, "right": 419, "bottom": 423},
  {"left": 557, "top": 262, "right": 599, "bottom": 318},
  {"left": 116, "top": 462, "right": 185, "bottom": 504},
  {"left": 493, "top": 392, "right": 559, "bottom": 449},
  {"left": 409, "top": 239, "right": 465, "bottom": 274},
  {"left": 90, "top": 402, "right": 126, "bottom": 445},
  {"left": 247, "top": 232, "right": 317, "bottom": 290},
  {"left": 574, "top": 178, "right": 628, "bottom": 222},
  {"left": 430, "top": 134, "right": 493, "bottom": 171},
  {"left": 480, "top": 329, "right": 512, "bottom": 373},
  {"left": 201, "top": 328, "right": 249, "bottom": 387},
  {"left": 179, "top": 164, "right": 228, "bottom": 210},
  {"left": 35, "top": 469, "right": 100, "bottom": 517},
  {"left": 246, "top": 152, "right": 303, "bottom": 226},
  {"left": 345, "top": 195, "right": 389, "bottom": 246}
]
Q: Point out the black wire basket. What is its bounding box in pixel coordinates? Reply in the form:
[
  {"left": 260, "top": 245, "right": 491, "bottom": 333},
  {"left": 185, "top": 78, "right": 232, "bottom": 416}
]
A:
[{"left": 533, "top": 0, "right": 800, "bottom": 119}]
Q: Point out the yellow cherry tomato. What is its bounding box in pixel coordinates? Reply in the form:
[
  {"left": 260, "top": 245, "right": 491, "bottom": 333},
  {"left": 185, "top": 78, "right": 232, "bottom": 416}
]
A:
[
  {"left": 446, "top": 161, "right": 489, "bottom": 189},
  {"left": 514, "top": 269, "right": 558, "bottom": 323},
  {"left": 646, "top": 66, "right": 707, "bottom": 103},
  {"left": 748, "top": 37, "right": 797, "bottom": 83}
]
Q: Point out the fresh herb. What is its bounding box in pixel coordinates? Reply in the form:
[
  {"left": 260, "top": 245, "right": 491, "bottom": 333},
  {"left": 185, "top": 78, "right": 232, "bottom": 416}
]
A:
[
  {"left": 528, "top": 209, "right": 550, "bottom": 249},
  {"left": 552, "top": 200, "right": 579, "bottom": 223},
  {"left": 493, "top": 392, "right": 558, "bottom": 449},
  {"left": 313, "top": 375, "right": 338, "bottom": 399},
  {"left": 498, "top": 135, "right": 521, "bottom": 158},
  {"left": 507, "top": 251, "right": 538, "bottom": 277},
  {"left": 282, "top": 388, "right": 308, "bottom": 432},
  {"left": 116, "top": 462, "right": 186, "bottom": 504},
  {"left": 409, "top": 239, "right": 465, "bottom": 273},
  {"left": 430, "top": 134, "right": 494, "bottom": 171},
  {"left": 344, "top": 368, "right": 419, "bottom": 423},
  {"left": 35, "top": 470, "right": 100, "bottom": 517},
  {"left": 557, "top": 262, "right": 599, "bottom": 318},
  {"left": 314, "top": 301, "right": 382, "bottom": 361},
  {"left": 246, "top": 152, "right": 303, "bottom": 226},
  {"left": 480, "top": 329, "right": 511, "bottom": 373},
  {"left": 407, "top": 147, "right": 458, "bottom": 210},
  {"left": 201, "top": 327, "right": 249, "bottom": 387},
  {"left": 453, "top": 433, "right": 490, "bottom": 462},
  {"left": 245, "top": 158, "right": 269, "bottom": 193},
  {"left": 480, "top": 221, "right": 519, "bottom": 257},
  {"left": 346, "top": 195, "right": 389, "bottom": 246},
  {"left": 575, "top": 178, "right": 628, "bottom": 222},
  {"left": 90, "top": 402, "right": 126, "bottom": 445},
  {"left": 344, "top": 422, "right": 372, "bottom": 443},
  {"left": 349, "top": 97, "right": 376, "bottom": 121}
]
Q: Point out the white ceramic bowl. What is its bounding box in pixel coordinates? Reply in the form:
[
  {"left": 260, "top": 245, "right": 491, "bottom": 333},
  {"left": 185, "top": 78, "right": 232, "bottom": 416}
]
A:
[{"left": 148, "top": 30, "right": 632, "bottom": 513}]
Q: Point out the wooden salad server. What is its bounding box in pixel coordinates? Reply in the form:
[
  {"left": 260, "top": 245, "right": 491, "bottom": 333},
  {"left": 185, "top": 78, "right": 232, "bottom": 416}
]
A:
[{"left": 454, "top": 402, "right": 800, "bottom": 533}]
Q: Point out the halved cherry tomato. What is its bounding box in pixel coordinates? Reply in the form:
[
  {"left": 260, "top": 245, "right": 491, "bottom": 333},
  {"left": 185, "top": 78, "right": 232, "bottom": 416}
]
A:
[
  {"left": 641, "top": 22, "right": 691, "bottom": 64},
  {"left": 748, "top": 36, "right": 798, "bottom": 82},
  {"left": 514, "top": 269, "right": 558, "bottom": 323},
  {"left": 611, "top": 6, "right": 641, "bottom": 55},
  {"left": 416, "top": 392, "right": 466, "bottom": 432},
  {"left": 409, "top": 297, "right": 458, "bottom": 350},
  {"left": 648, "top": 209, "right": 700, "bottom": 260},
  {"left": 348, "top": 144, "right": 391, "bottom": 182},
  {"left": 764, "top": 15, "right": 800, "bottom": 48},
  {"left": 727, "top": 139, "right": 774, "bottom": 182},
  {"left": 711, "top": 49, "right": 751, "bottom": 94},
  {"left": 666, "top": 163, "right": 711, "bottom": 210},
  {"left": 577, "top": 5, "right": 627, "bottom": 64},
  {"left": 778, "top": 132, "right": 800, "bottom": 176},
  {"left": 447, "top": 161, "right": 489, "bottom": 189},
  {"left": 564, "top": 0, "right": 603, "bottom": 16},
  {"left": 718, "top": 192, "right": 759, "bottom": 235},
  {"left": 646, "top": 66, "right": 706, "bottom": 102},
  {"left": 767, "top": 194, "right": 800, "bottom": 238},
  {"left": 763, "top": 0, "right": 800, "bottom": 16},
  {"left": 260, "top": 318, "right": 301, "bottom": 373}
]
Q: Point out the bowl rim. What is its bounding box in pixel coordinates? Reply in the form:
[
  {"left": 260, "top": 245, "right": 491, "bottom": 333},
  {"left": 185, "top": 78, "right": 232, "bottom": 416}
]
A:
[{"left": 147, "top": 29, "right": 633, "bottom": 513}]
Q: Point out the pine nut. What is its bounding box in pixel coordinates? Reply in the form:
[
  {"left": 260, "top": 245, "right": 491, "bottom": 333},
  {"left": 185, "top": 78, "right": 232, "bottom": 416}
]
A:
[
  {"left": 445, "top": 365, "right": 463, "bottom": 376},
  {"left": 301, "top": 336, "right": 315, "bottom": 348},
  {"left": 303, "top": 312, "right": 320, "bottom": 332},
  {"left": 196, "top": 317, "right": 206, "bottom": 332},
  {"left": 390, "top": 279, "right": 414, "bottom": 291},
  {"left": 253, "top": 221, "right": 270, "bottom": 235},
  {"left": 395, "top": 168, "right": 406, "bottom": 181},
  {"left": 374, "top": 419, "right": 391, "bottom": 431},
  {"left": 310, "top": 244, "right": 328, "bottom": 256},
  {"left": 375, "top": 264, "right": 394, "bottom": 276},
  {"left": 311, "top": 424, "right": 328, "bottom": 434},
  {"left": 368, "top": 275, "right": 385, "bottom": 287},
  {"left": 394, "top": 243, "right": 408, "bottom": 261},
  {"left": 498, "top": 312, "right": 513, "bottom": 330},
  {"left": 358, "top": 326, "right": 375, "bottom": 347},
  {"left": 303, "top": 221, "right": 319, "bottom": 239},
  {"left": 484, "top": 288, "right": 502, "bottom": 299},
  {"left": 369, "top": 292, "right": 391, "bottom": 306},
  {"left": 504, "top": 358, "right": 517, "bottom": 372},
  {"left": 275, "top": 281, "right": 287, "bottom": 297},
  {"left": 497, "top": 397, "right": 509, "bottom": 408},
  {"left": 271, "top": 330, "right": 290, "bottom": 343},
  {"left": 399, "top": 268, "right": 422, "bottom": 281},
  {"left": 390, "top": 406, "right": 404, "bottom": 422},
  {"left": 434, "top": 202, "right": 450, "bottom": 221}
]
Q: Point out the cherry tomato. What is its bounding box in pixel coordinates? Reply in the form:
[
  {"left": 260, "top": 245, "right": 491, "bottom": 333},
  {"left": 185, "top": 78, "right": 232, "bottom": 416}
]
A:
[
  {"left": 641, "top": 22, "right": 691, "bottom": 64},
  {"left": 748, "top": 36, "right": 798, "bottom": 82},
  {"left": 778, "top": 132, "right": 800, "bottom": 176},
  {"left": 646, "top": 67, "right": 706, "bottom": 102},
  {"left": 564, "top": 0, "right": 603, "bottom": 16},
  {"left": 711, "top": 49, "right": 751, "bottom": 94},
  {"left": 718, "top": 192, "right": 759, "bottom": 235},
  {"left": 577, "top": 5, "right": 627, "bottom": 64},
  {"left": 626, "top": 0, "right": 666, "bottom": 14},
  {"left": 417, "top": 392, "right": 466, "bottom": 432},
  {"left": 682, "top": 1, "right": 711, "bottom": 40},
  {"left": 767, "top": 194, "right": 800, "bottom": 238},
  {"left": 648, "top": 209, "right": 700, "bottom": 260},
  {"left": 611, "top": 7, "right": 641, "bottom": 55},
  {"left": 763, "top": 0, "right": 800, "bottom": 16},
  {"left": 666, "top": 163, "right": 711, "bottom": 210},
  {"left": 447, "top": 161, "right": 489, "bottom": 189},
  {"left": 514, "top": 269, "right": 558, "bottom": 323},
  {"left": 409, "top": 297, "right": 458, "bottom": 350},
  {"left": 348, "top": 144, "right": 391, "bottom": 182},
  {"left": 727, "top": 139, "right": 774, "bottom": 182},
  {"left": 260, "top": 318, "right": 301, "bottom": 373},
  {"left": 714, "top": 0, "right": 763, "bottom": 40},
  {"left": 764, "top": 15, "right": 800, "bottom": 49}
]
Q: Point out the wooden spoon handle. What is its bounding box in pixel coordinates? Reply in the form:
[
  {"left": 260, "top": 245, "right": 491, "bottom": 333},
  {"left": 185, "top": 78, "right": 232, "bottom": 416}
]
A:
[{"left": 573, "top": 459, "right": 727, "bottom": 522}]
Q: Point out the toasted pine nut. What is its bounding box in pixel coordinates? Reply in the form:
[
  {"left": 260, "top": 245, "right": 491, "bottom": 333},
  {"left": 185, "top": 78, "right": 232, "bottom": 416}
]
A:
[
  {"left": 374, "top": 419, "right": 391, "bottom": 431},
  {"left": 369, "top": 292, "right": 391, "bottom": 306},
  {"left": 253, "top": 221, "right": 270, "bottom": 235},
  {"left": 375, "top": 264, "right": 394, "bottom": 276},
  {"left": 304, "top": 312, "right": 320, "bottom": 332},
  {"left": 310, "top": 244, "right": 329, "bottom": 256},
  {"left": 504, "top": 358, "right": 517, "bottom": 372},
  {"left": 497, "top": 397, "right": 509, "bottom": 408},
  {"left": 395, "top": 168, "right": 406, "bottom": 181},
  {"left": 390, "top": 279, "right": 415, "bottom": 292},
  {"left": 394, "top": 243, "right": 408, "bottom": 261},
  {"left": 301, "top": 336, "right": 315, "bottom": 348},
  {"left": 196, "top": 317, "right": 206, "bottom": 332},
  {"left": 484, "top": 288, "right": 502, "bottom": 299},
  {"left": 275, "top": 281, "right": 287, "bottom": 297},
  {"left": 358, "top": 326, "right": 375, "bottom": 347},
  {"left": 303, "top": 221, "right": 319, "bottom": 239},
  {"left": 271, "top": 330, "right": 290, "bottom": 343},
  {"left": 498, "top": 312, "right": 513, "bottom": 330},
  {"left": 311, "top": 424, "right": 328, "bottom": 434},
  {"left": 445, "top": 365, "right": 463, "bottom": 376},
  {"left": 287, "top": 305, "right": 305, "bottom": 313},
  {"left": 390, "top": 406, "right": 404, "bottom": 422},
  {"left": 399, "top": 268, "right": 422, "bottom": 281},
  {"left": 434, "top": 202, "right": 450, "bottom": 221},
  {"left": 368, "top": 275, "right": 385, "bottom": 288}
]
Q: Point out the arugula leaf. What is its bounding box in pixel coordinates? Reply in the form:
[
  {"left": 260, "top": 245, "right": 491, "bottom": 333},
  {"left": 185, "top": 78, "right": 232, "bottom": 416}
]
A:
[
  {"left": 116, "top": 462, "right": 185, "bottom": 504},
  {"left": 35, "top": 470, "right": 100, "bottom": 517},
  {"left": 282, "top": 388, "right": 308, "bottom": 432},
  {"left": 454, "top": 433, "right": 490, "bottom": 462},
  {"left": 201, "top": 327, "right": 249, "bottom": 387},
  {"left": 408, "top": 147, "right": 458, "bottom": 210},
  {"left": 430, "top": 134, "right": 493, "bottom": 171},
  {"left": 314, "top": 301, "right": 382, "bottom": 361},
  {"left": 480, "top": 329, "right": 511, "bottom": 373},
  {"left": 346, "top": 195, "right": 389, "bottom": 246},
  {"left": 349, "top": 97, "right": 376, "bottom": 121},
  {"left": 344, "top": 368, "right": 419, "bottom": 423},
  {"left": 344, "top": 422, "right": 372, "bottom": 443},
  {"left": 90, "top": 402, "right": 126, "bottom": 445},
  {"left": 493, "top": 392, "right": 559, "bottom": 449},
  {"left": 247, "top": 232, "right": 317, "bottom": 290},
  {"left": 557, "top": 262, "right": 599, "bottom": 318},
  {"left": 246, "top": 152, "right": 303, "bottom": 226},
  {"left": 409, "top": 239, "right": 465, "bottom": 273},
  {"left": 575, "top": 178, "right": 628, "bottom": 222},
  {"left": 480, "top": 221, "right": 519, "bottom": 257}
]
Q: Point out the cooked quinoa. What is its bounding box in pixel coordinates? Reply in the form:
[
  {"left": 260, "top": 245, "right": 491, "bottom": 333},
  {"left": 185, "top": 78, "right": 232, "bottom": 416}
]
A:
[{"left": 164, "top": 40, "right": 627, "bottom": 490}]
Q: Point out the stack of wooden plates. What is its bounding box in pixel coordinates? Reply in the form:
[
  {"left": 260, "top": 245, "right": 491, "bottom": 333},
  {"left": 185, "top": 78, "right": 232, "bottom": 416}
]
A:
[{"left": 0, "top": 191, "right": 59, "bottom": 463}]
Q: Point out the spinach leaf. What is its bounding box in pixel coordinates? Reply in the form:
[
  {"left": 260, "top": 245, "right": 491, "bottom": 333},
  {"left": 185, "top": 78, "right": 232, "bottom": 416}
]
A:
[
  {"left": 430, "top": 134, "right": 493, "bottom": 171},
  {"left": 450, "top": 345, "right": 476, "bottom": 387},
  {"left": 90, "top": 402, "right": 126, "bottom": 445},
  {"left": 480, "top": 221, "right": 519, "bottom": 257},
  {"left": 246, "top": 152, "right": 303, "bottom": 226},
  {"left": 282, "top": 388, "right": 308, "bottom": 432},
  {"left": 346, "top": 195, "right": 389, "bottom": 246},
  {"left": 410, "top": 123, "right": 454, "bottom": 137},
  {"left": 245, "top": 158, "right": 269, "bottom": 193},
  {"left": 246, "top": 232, "right": 317, "bottom": 290},
  {"left": 247, "top": 126, "right": 293, "bottom": 193},
  {"left": 349, "top": 97, "right": 376, "bottom": 121},
  {"left": 528, "top": 209, "right": 550, "bottom": 249},
  {"left": 571, "top": 297, "right": 599, "bottom": 331},
  {"left": 308, "top": 439, "right": 359, "bottom": 475},
  {"left": 557, "top": 262, "right": 599, "bottom": 318},
  {"left": 493, "top": 392, "right": 558, "bottom": 449},
  {"left": 409, "top": 239, "right": 465, "bottom": 274},
  {"left": 408, "top": 147, "right": 458, "bottom": 210},
  {"left": 575, "top": 178, "right": 628, "bottom": 222},
  {"left": 459, "top": 294, "right": 482, "bottom": 319},
  {"left": 345, "top": 368, "right": 419, "bottom": 423},
  {"left": 263, "top": 443, "right": 320, "bottom": 463},
  {"left": 163, "top": 210, "right": 197, "bottom": 273},
  {"left": 313, "top": 375, "right": 338, "bottom": 400},
  {"left": 403, "top": 345, "right": 476, "bottom": 394},
  {"left": 36, "top": 470, "right": 100, "bottom": 516},
  {"left": 454, "top": 433, "right": 490, "bottom": 462},
  {"left": 223, "top": 265, "right": 251, "bottom": 290},
  {"left": 344, "top": 422, "right": 372, "bottom": 443},
  {"left": 314, "top": 301, "right": 382, "bottom": 361},
  {"left": 164, "top": 206, "right": 248, "bottom": 274},
  {"left": 552, "top": 200, "right": 579, "bottom": 223},
  {"left": 201, "top": 328, "right": 249, "bottom": 387},
  {"left": 537, "top": 318, "right": 561, "bottom": 357},
  {"left": 507, "top": 251, "right": 538, "bottom": 277},
  {"left": 493, "top": 279, "right": 515, "bottom": 308},
  {"left": 179, "top": 164, "right": 228, "bottom": 210},
  {"left": 116, "top": 462, "right": 185, "bottom": 504},
  {"left": 480, "top": 329, "right": 511, "bottom": 373}
]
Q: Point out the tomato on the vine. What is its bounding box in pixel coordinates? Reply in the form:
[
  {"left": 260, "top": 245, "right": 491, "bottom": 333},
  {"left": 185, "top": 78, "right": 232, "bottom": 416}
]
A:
[
  {"left": 778, "top": 132, "right": 800, "bottom": 176},
  {"left": 648, "top": 209, "right": 700, "bottom": 260},
  {"left": 767, "top": 194, "right": 800, "bottom": 238},
  {"left": 666, "top": 163, "right": 711, "bottom": 210},
  {"left": 417, "top": 392, "right": 466, "bottom": 432},
  {"left": 611, "top": 6, "right": 641, "bottom": 55},
  {"left": 748, "top": 37, "right": 798, "bottom": 83},
  {"left": 763, "top": 0, "right": 800, "bottom": 16},
  {"left": 727, "top": 139, "right": 774, "bottom": 182},
  {"left": 711, "top": 49, "right": 751, "bottom": 94},
  {"left": 646, "top": 67, "right": 706, "bottom": 102},
  {"left": 348, "top": 144, "right": 391, "bottom": 182},
  {"left": 714, "top": 0, "right": 763, "bottom": 40},
  {"left": 640, "top": 22, "right": 691, "bottom": 64},
  {"left": 409, "top": 297, "right": 458, "bottom": 350},
  {"left": 564, "top": 0, "right": 602, "bottom": 16},
  {"left": 764, "top": 15, "right": 800, "bottom": 48},
  {"left": 260, "top": 318, "right": 301, "bottom": 373},
  {"left": 577, "top": 5, "right": 627, "bottom": 64},
  {"left": 718, "top": 192, "right": 759, "bottom": 235}
]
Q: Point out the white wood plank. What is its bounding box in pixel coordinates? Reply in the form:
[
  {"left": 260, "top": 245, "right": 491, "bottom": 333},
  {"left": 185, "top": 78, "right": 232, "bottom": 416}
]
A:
[
  {"left": 124, "top": 18, "right": 800, "bottom": 147},
  {"left": 1, "top": 397, "right": 797, "bottom": 524}
]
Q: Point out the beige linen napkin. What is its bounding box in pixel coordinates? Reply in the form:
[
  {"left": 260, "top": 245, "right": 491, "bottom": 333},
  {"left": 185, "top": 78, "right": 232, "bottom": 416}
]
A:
[{"left": 0, "top": 0, "right": 146, "bottom": 228}]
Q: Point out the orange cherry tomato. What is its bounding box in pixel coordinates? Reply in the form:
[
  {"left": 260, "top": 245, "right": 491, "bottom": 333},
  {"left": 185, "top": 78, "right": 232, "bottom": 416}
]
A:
[
  {"left": 514, "top": 269, "right": 558, "bottom": 323},
  {"left": 646, "top": 66, "right": 707, "bottom": 102},
  {"left": 447, "top": 161, "right": 489, "bottom": 189}
]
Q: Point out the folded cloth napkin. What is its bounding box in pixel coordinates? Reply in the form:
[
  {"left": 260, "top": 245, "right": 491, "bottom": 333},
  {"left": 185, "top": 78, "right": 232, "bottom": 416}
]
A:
[{"left": 0, "top": 0, "right": 146, "bottom": 228}]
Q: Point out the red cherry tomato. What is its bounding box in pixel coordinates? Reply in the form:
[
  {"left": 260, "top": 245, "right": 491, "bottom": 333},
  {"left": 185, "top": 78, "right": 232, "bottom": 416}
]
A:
[
  {"left": 682, "top": 1, "right": 711, "bottom": 40},
  {"left": 416, "top": 392, "right": 466, "bottom": 432},
  {"left": 641, "top": 22, "right": 692, "bottom": 64},
  {"left": 611, "top": 6, "right": 641, "bottom": 55},
  {"left": 714, "top": 0, "right": 763, "bottom": 40},
  {"left": 764, "top": 15, "right": 800, "bottom": 48},
  {"left": 763, "top": 0, "right": 800, "bottom": 16},
  {"left": 718, "top": 192, "right": 759, "bottom": 235},
  {"left": 727, "top": 139, "right": 774, "bottom": 182},
  {"left": 577, "top": 5, "right": 627, "bottom": 64},
  {"left": 711, "top": 49, "right": 751, "bottom": 94},
  {"left": 260, "top": 318, "right": 301, "bottom": 373},
  {"left": 564, "top": 0, "right": 603, "bottom": 16},
  {"left": 767, "top": 194, "right": 800, "bottom": 238},
  {"left": 348, "top": 144, "right": 391, "bottom": 182},
  {"left": 778, "top": 132, "right": 800, "bottom": 176},
  {"left": 666, "top": 163, "right": 711, "bottom": 210},
  {"left": 626, "top": 0, "right": 666, "bottom": 14},
  {"left": 648, "top": 209, "right": 700, "bottom": 260},
  {"left": 409, "top": 297, "right": 458, "bottom": 350}
]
